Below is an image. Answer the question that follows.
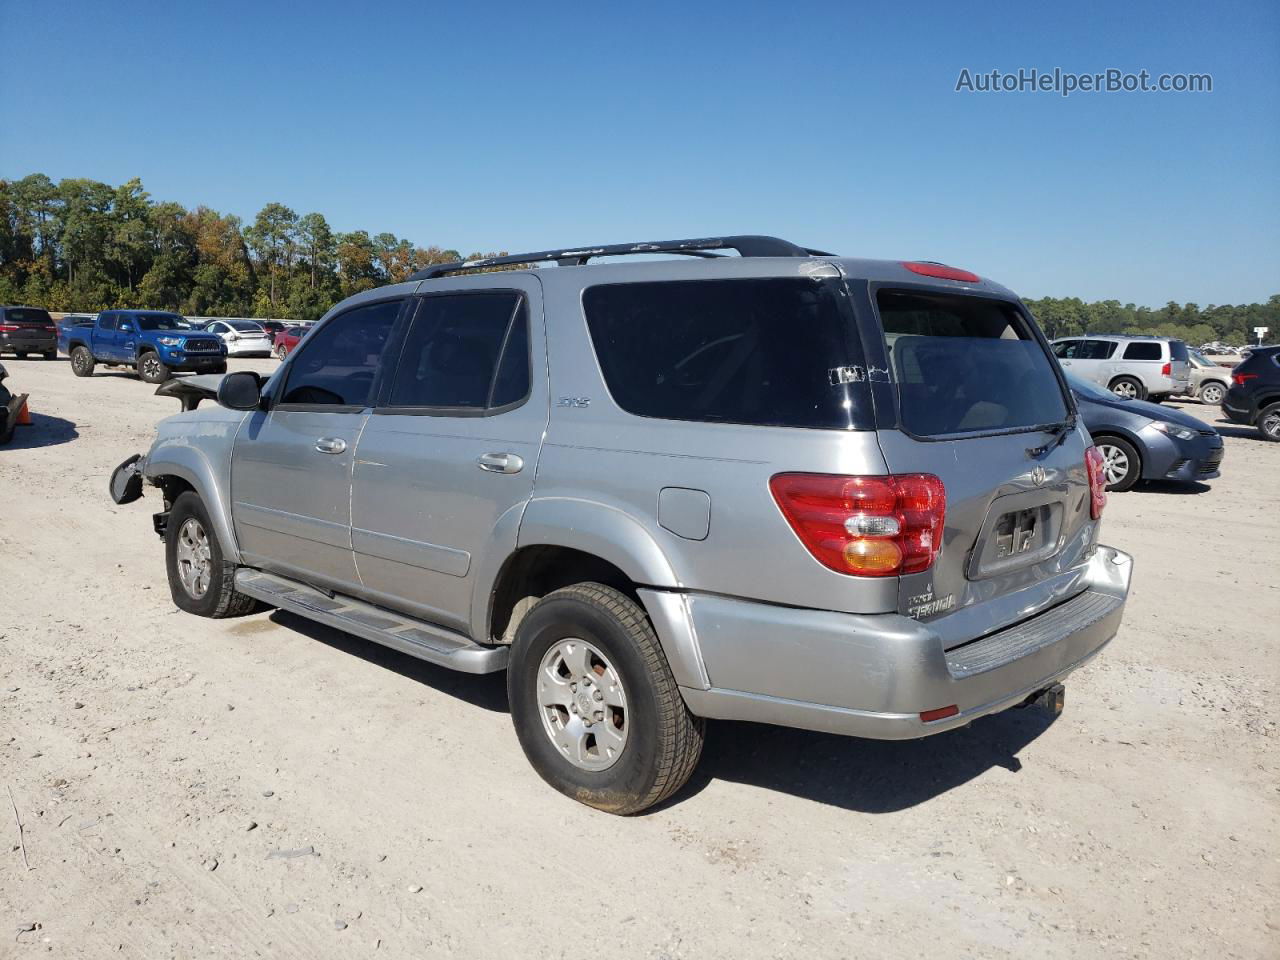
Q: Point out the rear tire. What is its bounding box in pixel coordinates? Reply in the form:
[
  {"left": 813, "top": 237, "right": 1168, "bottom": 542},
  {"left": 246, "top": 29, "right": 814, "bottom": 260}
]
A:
[
  {"left": 1109, "top": 376, "right": 1144, "bottom": 401},
  {"left": 165, "top": 492, "right": 258, "bottom": 618},
  {"left": 1093, "top": 435, "right": 1141, "bottom": 491},
  {"left": 138, "top": 351, "right": 169, "bottom": 384},
  {"left": 1257, "top": 403, "right": 1280, "bottom": 442},
  {"left": 273, "top": 343, "right": 287, "bottom": 360},
  {"left": 70, "top": 346, "right": 95, "bottom": 377},
  {"left": 1198, "top": 381, "right": 1226, "bottom": 405},
  {"left": 508, "top": 583, "right": 704, "bottom": 815}
]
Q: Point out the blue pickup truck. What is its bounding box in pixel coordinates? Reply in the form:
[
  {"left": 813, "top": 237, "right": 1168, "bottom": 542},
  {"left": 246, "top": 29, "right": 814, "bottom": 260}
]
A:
[{"left": 60, "top": 310, "right": 227, "bottom": 383}]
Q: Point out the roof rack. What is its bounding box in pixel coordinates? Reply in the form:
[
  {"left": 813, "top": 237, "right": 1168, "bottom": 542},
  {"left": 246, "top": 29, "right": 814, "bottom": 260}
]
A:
[{"left": 408, "top": 235, "right": 834, "bottom": 281}]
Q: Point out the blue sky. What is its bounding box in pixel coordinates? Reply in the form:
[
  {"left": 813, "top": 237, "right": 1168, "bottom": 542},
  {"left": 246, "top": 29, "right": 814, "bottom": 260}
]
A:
[{"left": 2, "top": 0, "right": 1276, "bottom": 306}]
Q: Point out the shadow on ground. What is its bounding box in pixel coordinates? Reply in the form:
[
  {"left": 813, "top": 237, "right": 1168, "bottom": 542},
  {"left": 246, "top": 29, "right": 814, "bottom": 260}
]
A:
[
  {"left": 0, "top": 412, "right": 79, "bottom": 450},
  {"left": 1136, "top": 479, "right": 1212, "bottom": 495},
  {"left": 266, "top": 607, "right": 1059, "bottom": 813},
  {"left": 1213, "top": 420, "right": 1269, "bottom": 442}
]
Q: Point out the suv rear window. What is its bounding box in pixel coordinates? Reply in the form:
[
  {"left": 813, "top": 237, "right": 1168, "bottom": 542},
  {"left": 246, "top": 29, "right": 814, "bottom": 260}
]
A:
[
  {"left": 877, "top": 290, "right": 1068, "bottom": 437},
  {"left": 1169, "top": 340, "right": 1188, "bottom": 361},
  {"left": 4, "top": 308, "right": 53, "bottom": 324},
  {"left": 583, "top": 277, "right": 871, "bottom": 430}
]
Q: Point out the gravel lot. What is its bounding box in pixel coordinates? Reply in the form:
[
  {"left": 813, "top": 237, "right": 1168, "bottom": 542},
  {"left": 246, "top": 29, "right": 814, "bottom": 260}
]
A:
[{"left": 1, "top": 356, "right": 1276, "bottom": 958}]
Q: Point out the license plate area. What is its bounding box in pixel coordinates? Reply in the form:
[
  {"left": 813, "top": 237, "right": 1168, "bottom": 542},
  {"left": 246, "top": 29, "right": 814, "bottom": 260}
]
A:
[{"left": 967, "top": 492, "right": 1064, "bottom": 580}]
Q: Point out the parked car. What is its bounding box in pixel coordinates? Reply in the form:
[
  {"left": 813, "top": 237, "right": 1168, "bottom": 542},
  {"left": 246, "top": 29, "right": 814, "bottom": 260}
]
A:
[
  {"left": 1051, "top": 334, "right": 1192, "bottom": 401},
  {"left": 1222, "top": 345, "right": 1280, "bottom": 441},
  {"left": 271, "top": 325, "right": 306, "bottom": 359},
  {"left": 0, "top": 306, "right": 58, "bottom": 359},
  {"left": 1068, "top": 375, "right": 1223, "bottom": 491},
  {"left": 111, "top": 235, "right": 1132, "bottom": 814},
  {"left": 1178, "top": 349, "right": 1233, "bottom": 405},
  {"left": 202, "top": 319, "right": 274, "bottom": 357},
  {"left": 62, "top": 310, "right": 227, "bottom": 383}
]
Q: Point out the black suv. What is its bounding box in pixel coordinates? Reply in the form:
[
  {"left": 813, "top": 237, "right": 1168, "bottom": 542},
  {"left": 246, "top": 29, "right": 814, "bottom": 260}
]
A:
[
  {"left": 1222, "top": 346, "right": 1280, "bottom": 441},
  {"left": 0, "top": 305, "right": 57, "bottom": 359}
]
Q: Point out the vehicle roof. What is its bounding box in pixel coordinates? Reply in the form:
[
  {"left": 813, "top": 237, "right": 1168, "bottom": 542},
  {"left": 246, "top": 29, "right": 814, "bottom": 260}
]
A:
[{"left": 1054, "top": 333, "right": 1180, "bottom": 341}]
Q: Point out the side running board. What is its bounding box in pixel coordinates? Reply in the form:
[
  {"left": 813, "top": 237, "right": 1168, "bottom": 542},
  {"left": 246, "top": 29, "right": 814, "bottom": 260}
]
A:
[{"left": 234, "top": 569, "right": 508, "bottom": 675}]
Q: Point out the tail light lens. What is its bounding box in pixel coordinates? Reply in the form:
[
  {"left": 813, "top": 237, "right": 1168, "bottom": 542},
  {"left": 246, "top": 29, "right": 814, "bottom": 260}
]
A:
[
  {"left": 1161, "top": 361, "right": 1171, "bottom": 376},
  {"left": 0, "top": 324, "right": 18, "bottom": 332},
  {"left": 769, "top": 473, "right": 945, "bottom": 577},
  {"left": 1084, "top": 446, "right": 1107, "bottom": 519},
  {"left": 1232, "top": 372, "right": 1257, "bottom": 386}
]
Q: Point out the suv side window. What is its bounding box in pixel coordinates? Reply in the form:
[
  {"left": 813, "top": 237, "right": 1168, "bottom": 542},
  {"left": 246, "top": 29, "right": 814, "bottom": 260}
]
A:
[
  {"left": 1053, "top": 340, "right": 1081, "bottom": 358},
  {"left": 1081, "top": 339, "right": 1117, "bottom": 359},
  {"left": 383, "top": 292, "right": 529, "bottom": 411},
  {"left": 1122, "top": 341, "right": 1162, "bottom": 360},
  {"left": 279, "top": 299, "right": 401, "bottom": 407}
]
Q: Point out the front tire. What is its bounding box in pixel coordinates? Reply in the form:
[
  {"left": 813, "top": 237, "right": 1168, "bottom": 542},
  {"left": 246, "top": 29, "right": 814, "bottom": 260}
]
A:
[
  {"left": 1258, "top": 403, "right": 1280, "bottom": 442},
  {"left": 1198, "top": 381, "right": 1226, "bottom": 405},
  {"left": 138, "top": 351, "right": 169, "bottom": 383},
  {"left": 70, "top": 345, "right": 95, "bottom": 377},
  {"left": 1094, "top": 435, "right": 1141, "bottom": 491},
  {"left": 508, "top": 583, "right": 704, "bottom": 815},
  {"left": 1109, "top": 376, "right": 1144, "bottom": 401},
  {"left": 165, "top": 491, "right": 257, "bottom": 618}
]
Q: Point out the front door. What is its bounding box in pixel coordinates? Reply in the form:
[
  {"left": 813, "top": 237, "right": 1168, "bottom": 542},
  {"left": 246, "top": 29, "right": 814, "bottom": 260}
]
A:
[
  {"left": 230, "top": 297, "right": 403, "bottom": 592},
  {"left": 350, "top": 279, "right": 547, "bottom": 634}
]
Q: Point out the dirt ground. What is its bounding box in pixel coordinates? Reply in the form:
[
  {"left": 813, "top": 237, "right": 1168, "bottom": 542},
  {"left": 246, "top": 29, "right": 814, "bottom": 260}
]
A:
[{"left": 1, "top": 355, "right": 1276, "bottom": 959}]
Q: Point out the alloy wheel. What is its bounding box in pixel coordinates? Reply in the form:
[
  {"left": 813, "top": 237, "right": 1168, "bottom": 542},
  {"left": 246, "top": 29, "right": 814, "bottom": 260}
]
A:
[
  {"left": 1200, "top": 383, "right": 1225, "bottom": 405},
  {"left": 175, "top": 518, "right": 213, "bottom": 599},
  {"left": 1111, "top": 381, "right": 1139, "bottom": 399},
  {"left": 1096, "top": 443, "right": 1130, "bottom": 486},
  {"left": 1263, "top": 410, "right": 1280, "bottom": 440},
  {"left": 536, "top": 638, "right": 628, "bottom": 771}
]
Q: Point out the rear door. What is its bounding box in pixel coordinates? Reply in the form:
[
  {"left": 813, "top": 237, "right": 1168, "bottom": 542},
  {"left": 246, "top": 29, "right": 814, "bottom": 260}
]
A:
[
  {"left": 96, "top": 312, "right": 121, "bottom": 360},
  {"left": 864, "top": 286, "right": 1092, "bottom": 620},
  {"left": 349, "top": 278, "right": 546, "bottom": 633},
  {"left": 230, "top": 298, "right": 403, "bottom": 592}
]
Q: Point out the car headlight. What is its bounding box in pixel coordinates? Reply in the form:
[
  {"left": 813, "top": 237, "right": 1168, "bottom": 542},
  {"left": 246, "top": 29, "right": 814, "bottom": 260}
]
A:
[
  {"left": 157, "top": 336, "right": 183, "bottom": 347},
  {"left": 1151, "top": 421, "right": 1198, "bottom": 441}
]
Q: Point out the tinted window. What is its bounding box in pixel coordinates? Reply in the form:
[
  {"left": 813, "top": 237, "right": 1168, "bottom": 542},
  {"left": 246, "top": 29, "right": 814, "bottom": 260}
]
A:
[
  {"left": 99, "top": 313, "right": 117, "bottom": 331},
  {"left": 878, "top": 290, "right": 1068, "bottom": 437},
  {"left": 135, "top": 313, "right": 185, "bottom": 331},
  {"left": 5, "top": 308, "right": 53, "bottom": 324},
  {"left": 386, "top": 293, "right": 528, "bottom": 409},
  {"left": 1081, "top": 339, "right": 1117, "bottom": 359},
  {"left": 229, "top": 320, "right": 264, "bottom": 333},
  {"left": 584, "top": 277, "right": 869, "bottom": 429},
  {"left": 1053, "top": 340, "right": 1080, "bottom": 358},
  {"left": 280, "top": 299, "right": 400, "bottom": 406},
  {"left": 1123, "top": 341, "right": 1162, "bottom": 360},
  {"left": 1169, "top": 340, "right": 1188, "bottom": 361}
]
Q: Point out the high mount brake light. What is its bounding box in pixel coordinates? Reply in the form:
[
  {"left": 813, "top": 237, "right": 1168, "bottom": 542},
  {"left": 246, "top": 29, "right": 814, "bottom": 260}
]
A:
[
  {"left": 901, "top": 262, "right": 981, "bottom": 283},
  {"left": 1085, "top": 446, "right": 1107, "bottom": 520},
  {"left": 770, "top": 473, "right": 945, "bottom": 577}
]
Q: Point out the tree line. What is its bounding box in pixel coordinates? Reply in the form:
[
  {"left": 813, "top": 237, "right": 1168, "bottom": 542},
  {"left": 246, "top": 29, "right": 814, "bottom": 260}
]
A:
[{"left": 2, "top": 173, "right": 1277, "bottom": 342}]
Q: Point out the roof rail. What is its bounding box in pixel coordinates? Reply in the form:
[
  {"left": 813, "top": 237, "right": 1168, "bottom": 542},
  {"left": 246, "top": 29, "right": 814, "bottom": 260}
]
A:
[{"left": 408, "top": 235, "right": 834, "bottom": 281}]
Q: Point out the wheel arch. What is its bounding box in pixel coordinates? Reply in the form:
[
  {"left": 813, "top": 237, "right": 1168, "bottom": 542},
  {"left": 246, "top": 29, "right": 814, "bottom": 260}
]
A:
[{"left": 144, "top": 445, "right": 240, "bottom": 562}]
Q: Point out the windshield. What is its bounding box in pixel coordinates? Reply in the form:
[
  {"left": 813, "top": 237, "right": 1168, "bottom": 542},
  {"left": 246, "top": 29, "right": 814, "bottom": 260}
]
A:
[
  {"left": 229, "top": 320, "right": 265, "bottom": 333},
  {"left": 1068, "top": 374, "right": 1123, "bottom": 402},
  {"left": 877, "top": 290, "right": 1069, "bottom": 437},
  {"left": 135, "top": 314, "right": 187, "bottom": 331}
]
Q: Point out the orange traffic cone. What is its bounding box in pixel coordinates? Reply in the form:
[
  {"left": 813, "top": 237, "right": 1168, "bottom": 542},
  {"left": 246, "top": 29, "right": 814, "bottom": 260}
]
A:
[{"left": 15, "top": 399, "right": 32, "bottom": 426}]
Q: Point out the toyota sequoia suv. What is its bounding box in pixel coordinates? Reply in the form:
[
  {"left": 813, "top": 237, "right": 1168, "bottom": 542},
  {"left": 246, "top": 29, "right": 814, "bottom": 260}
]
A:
[{"left": 110, "top": 236, "right": 1132, "bottom": 814}]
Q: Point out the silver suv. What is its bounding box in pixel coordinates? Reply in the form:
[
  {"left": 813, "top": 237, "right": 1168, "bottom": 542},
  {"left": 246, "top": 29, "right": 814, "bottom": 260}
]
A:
[
  {"left": 1051, "top": 334, "right": 1192, "bottom": 401},
  {"left": 112, "top": 236, "right": 1132, "bottom": 814}
]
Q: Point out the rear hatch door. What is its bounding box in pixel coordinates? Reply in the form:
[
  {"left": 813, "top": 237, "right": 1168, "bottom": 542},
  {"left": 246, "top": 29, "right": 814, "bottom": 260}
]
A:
[
  {"left": 3, "top": 308, "right": 56, "bottom": 345},
  {"left": 865, "top": 286, "right": 1093, "bottom": 623}
]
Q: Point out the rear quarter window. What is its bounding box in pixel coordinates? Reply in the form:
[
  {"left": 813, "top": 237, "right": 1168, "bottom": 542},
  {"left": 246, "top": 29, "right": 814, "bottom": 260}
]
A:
[
  {"left": 1122, "top": 341, "right": 1162, "bottom": 360},
  {"left": 583, "top": 277, "right": 871, "bottom": 430},
  {"left": 877, "top": 290, "right": 1068, "bottom": 438}
]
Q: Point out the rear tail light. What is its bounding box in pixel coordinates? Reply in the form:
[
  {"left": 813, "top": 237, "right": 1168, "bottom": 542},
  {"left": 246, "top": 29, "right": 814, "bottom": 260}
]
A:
[
  {"left": 0, "top": 324, "right": 17, "bottom": 332},
  {"left": 769, "top": 473, "right": 945, "bottom": 577},
  {"left": 1161, "top": 361, "right": 1171, "bottom": 376},
  {"left": 1232, "top": 372, "right": 1257, "bottom": 385},
  {"left": 1084, "top": 446, "right": 1107, "bottom": 519},
  {"left": 902, "top": 262, "right": 981, "bottom": 283}
]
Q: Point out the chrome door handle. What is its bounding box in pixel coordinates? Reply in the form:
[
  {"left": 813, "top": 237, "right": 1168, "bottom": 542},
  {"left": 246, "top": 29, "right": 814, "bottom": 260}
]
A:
[
  {"left": 477, "top": 452, "right": 524, "bottom": 474},
  {"left": 315, "top": 437, "right": 347, "bottom": 455}
]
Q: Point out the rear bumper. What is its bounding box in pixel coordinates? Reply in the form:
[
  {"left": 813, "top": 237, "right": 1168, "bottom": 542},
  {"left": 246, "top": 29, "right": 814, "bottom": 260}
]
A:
[
  {"left": 677, "top": 544, "right": 1132, "bottom": 739},
  {"left": 0, "top": 333, "right": 56, "bottom": 352}
]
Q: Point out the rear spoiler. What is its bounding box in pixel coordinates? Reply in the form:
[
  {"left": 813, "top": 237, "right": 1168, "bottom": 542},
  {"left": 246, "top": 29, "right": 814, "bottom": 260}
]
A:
[{"left": 154, "top": 374, "right": 226, "bottom": 411}]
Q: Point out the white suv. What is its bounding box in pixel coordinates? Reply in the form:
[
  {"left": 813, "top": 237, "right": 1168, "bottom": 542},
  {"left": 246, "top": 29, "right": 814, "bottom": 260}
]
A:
[{"left": 1051, "top": 335, "right": 1192, "bottom": 401}]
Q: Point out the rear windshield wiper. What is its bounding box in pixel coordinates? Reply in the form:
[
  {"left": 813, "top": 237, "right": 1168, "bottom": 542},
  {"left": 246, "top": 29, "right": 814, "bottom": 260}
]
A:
[{"left": 1026, "top": 414, "right": 1077, "bottom": 458}]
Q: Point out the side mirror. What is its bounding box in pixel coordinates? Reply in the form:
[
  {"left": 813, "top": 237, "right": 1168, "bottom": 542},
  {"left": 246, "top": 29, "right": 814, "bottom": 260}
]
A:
[
  {"left": 119, "top": 321, "right": 134, "bottom": 333},
  {"left": 217, "top": 371, "right": 263, "bottom": 411}
]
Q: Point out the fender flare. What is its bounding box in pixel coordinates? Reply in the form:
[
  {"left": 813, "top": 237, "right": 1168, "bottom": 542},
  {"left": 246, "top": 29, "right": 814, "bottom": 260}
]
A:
[
  {"left": 503, "top": 497, "right": 709, "bottom": 689},
  {"left": 143, "top": 443, "right": 240, "bottom": 563}
]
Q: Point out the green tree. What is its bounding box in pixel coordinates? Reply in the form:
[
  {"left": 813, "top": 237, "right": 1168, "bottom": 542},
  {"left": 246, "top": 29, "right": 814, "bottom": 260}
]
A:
[{"left": 244, "top": 202, "right": 298, "bottom": 311}]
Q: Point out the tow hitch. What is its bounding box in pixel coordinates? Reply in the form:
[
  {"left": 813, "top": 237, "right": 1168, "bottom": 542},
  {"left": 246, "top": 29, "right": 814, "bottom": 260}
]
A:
[{"left": 1018, "top": 683, "right": 1066, "bottom": 716}]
